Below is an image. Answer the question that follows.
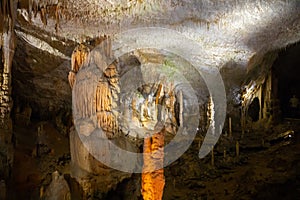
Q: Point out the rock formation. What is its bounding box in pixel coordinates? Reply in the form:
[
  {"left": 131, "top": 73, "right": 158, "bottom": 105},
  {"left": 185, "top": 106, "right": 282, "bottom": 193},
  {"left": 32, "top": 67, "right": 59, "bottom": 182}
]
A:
[
  {"left": 142, "top": 127, "right": 165, "bottom": 200},
  {"left": 68, "top": 37, "right": 133, "bottom": 199},
  {"left": 43, "top": 171, "right": 71, "bottom": 200},
  {"left": 2, "top": 0, "right": 300, "bottom": 199},
  {"left": 69, "top": 44, "right": 90, "bottom": 89},
  {"left": 0, "top": 0, "right": 15, "bottom": 188}
]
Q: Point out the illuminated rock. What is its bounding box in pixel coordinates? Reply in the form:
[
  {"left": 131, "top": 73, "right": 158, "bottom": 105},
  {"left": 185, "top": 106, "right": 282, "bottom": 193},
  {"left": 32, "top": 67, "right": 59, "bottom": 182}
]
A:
[
  {"left": 43, "top": 171, "right": 71, "bottom": 200},
  {"left": 142, "top": 127, "right": 165, "bottom": 200}
]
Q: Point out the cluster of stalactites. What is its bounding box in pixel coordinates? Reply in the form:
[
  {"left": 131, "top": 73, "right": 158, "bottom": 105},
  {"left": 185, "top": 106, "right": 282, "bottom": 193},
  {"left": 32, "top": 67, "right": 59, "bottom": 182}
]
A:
[
  {"left": 0, "top": 0, "right": 14, "bottom": 32},
  {"left": 142, "top": 127, "right": 165, "bottom": 200},
  {"left": 95, "top": 81, "right": 116, "bottom": 134},
  {"left": 69, "top": 40, "right": 120, "bottom": 138},
  {"left": 68, "top": 44, "right": 90, "bottom": 89},
  {"left": 96, "top": 34, "right": 112, "bottom": 60},
  {"left": 129, "top": 81, "right": 178, "bottom": 133},
  {"left": 26, "top": 0, "right": 62, "bottom": 32},
  {"left": 95, "top": 61, "right": 120, "bottom": 138}
]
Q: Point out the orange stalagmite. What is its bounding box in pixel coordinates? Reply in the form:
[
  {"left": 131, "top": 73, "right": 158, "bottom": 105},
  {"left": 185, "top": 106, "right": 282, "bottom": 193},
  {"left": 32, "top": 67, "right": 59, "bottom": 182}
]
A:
[{"left": 142, "top": 125, "right": 165, "bottom": 200}]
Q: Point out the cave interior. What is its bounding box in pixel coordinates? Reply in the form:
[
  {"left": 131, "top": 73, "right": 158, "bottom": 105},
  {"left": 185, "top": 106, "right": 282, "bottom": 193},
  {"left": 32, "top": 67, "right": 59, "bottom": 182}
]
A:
[{"left": 0, "top": 0, "right": 300, "bottom": 200}]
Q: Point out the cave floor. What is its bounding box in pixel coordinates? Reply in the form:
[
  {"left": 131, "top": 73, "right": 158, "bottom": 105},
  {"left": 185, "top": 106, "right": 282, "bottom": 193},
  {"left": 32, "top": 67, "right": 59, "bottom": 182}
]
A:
[
  {"left": 6, "top": 119, "right": 300, "bottom": 200},
  {"left": 164, "top": 119, "right": 300, "bottom": 200},
  {"left": 8, "top": 121, "right": 70, "bottom": 199}
]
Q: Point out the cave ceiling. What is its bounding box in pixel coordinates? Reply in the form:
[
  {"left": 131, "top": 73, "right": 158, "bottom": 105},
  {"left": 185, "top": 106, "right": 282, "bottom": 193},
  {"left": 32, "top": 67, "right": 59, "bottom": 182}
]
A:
[{"left": 10, "top": 0, "right": 300, "bottom": 115}]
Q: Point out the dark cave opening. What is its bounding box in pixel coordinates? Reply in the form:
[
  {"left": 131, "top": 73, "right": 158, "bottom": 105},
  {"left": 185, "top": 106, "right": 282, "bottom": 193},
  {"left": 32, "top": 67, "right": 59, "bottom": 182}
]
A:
[
  {"left": 248, "top": 97, "right": 260, "bottom": 122},
  {"left": 273, "top": 43, "right": 300, "bottom": 119}
]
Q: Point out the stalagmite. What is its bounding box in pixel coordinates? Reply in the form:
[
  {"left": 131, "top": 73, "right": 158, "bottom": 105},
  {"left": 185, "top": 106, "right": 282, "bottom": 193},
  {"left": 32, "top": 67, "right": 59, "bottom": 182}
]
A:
[
  {"left": 211, "top": 146, "right": 214, "bottom": 167},
  {"left": 236, "top": 141, "right": 240, "bottom": 157},
  {"left": 178, "top": 90, "right": 183, "bottom": 127},
  {"left": 229, "top": 117, "right": 232, "bottom": 137},
  {"left": 43, "top": 171, "right": 71, "bottom": 200},
  {"left": 142, "top": 126, "right": 165, "bottom": 200}
]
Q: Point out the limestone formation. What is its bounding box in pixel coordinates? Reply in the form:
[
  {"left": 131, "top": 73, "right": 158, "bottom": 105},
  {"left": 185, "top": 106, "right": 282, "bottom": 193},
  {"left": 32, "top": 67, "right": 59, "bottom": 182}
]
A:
[
  {"left": 4, "top": 0, "right": 300, "bottom": 199},
  {"left": 69, "top": 44, "right": 90, "bottom": 89},
  {"left": 0, "top": 0, "right": 15, "bottom": 183},
  {"left": 68, "top": 36, "right": 125, "bottom": 199},
  {"left": 142, "top": 126, "right": 165, "bottom": 200},
  {"left": 43, "top": 171, "right": 71, "bottom": 200}
]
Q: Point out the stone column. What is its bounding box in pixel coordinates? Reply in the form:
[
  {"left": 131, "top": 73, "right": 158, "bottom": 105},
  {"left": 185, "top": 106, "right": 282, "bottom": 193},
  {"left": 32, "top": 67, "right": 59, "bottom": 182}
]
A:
[
  {"left": 142, "top": 126, "right": 165, "bottom": 200},
  {"left": 0, "top": 0, "right": 16, "bottom": 181}
]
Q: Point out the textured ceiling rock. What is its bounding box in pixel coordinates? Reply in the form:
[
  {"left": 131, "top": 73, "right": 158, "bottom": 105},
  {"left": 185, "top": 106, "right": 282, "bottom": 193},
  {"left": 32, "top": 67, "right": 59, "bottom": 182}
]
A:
[{"left": 11, "top": 0, "right": 300, "bottom": 116}]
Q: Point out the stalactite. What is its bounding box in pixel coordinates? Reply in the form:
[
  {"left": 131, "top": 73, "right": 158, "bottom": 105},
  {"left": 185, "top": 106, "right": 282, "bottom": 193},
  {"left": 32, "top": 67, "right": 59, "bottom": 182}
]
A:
[
  {"left": 208, "top": 95, "right": 215, "bottom": 135},
  {"left": 96, "top": 81, "right": 112, "bottom": 112},
  {"left": 68, "top": 71, "right": 76, "bottom": 89},
  {"left": 95, "top": 76, "right": 119, "bottom": 138},
  {"left": 55, "top": 3, "right": 61, "bottom": 33},
  {"left": 0, "top": 0, "right": 15, "bottom": 129},
  {"left": 0, "top": 0, "right": 15, "bottom": 183},
  {"left": 27, "top": 0, "right": 63, "bottom": 30},
  {"left": 71, "top": 44, "right": 90, "bottom": 73},
  {"left": 32, "top": 0, "right": 39, "bottom": 17},
  {"left": 155, "top": 83, "right": 163, "bottom": 105},
  {"left": 0, "top": 0, "right": 14, "bottom": 32},
  {"left": 40, "top": 6, "right": 47, "bottom": 26},
  {"left": 68, "top": 44, "right": 90, "bottom": 89},
  {"left": 142, "top": 127, "right": 165, "bottom": 200},
  {"left": 28, "top": 0, "right": 33, "bottom": 22},
  {"left": 73, "top": 70, "right": 98, "bottom": 120},
  {"left": 167, "top": 83, "right": 177, "bottom": 126}
]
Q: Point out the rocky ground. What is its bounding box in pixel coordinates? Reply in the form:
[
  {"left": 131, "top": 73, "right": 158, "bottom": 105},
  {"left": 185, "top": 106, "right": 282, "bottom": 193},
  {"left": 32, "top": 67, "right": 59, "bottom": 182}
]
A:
[
  {"left": 8, "top": 120, "right": 71, "bottom": 199},
  {"left": 163, "top": 119, "right": 300, "bottom": 200},
  {"left": 6, "top": 118, "right": 300, "bottom": 200}
]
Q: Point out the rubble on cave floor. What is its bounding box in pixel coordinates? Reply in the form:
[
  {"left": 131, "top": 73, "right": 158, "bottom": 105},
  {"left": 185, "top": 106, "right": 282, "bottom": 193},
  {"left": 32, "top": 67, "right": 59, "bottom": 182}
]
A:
[
  {"left": 163, "top": 119, "right": 300, "bottom": 200},
  {"left": 9, "top": 121, "right": 70, "bottom": 199},
  {"left": 7, "top": 118, "right": 300, "bottom": 200}
]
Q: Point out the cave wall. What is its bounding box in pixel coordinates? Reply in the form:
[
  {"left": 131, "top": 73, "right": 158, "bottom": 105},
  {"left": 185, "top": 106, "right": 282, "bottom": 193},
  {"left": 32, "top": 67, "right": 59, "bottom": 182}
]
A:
[
  {"left": 272, "top": 43, "right": 300, "bottom": 119},
  {"left": 3, "top": 0, "right": 300, "bottom": 198},
  {"left": 0, "top": 0, "right": 16, "bottom": 185}
]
